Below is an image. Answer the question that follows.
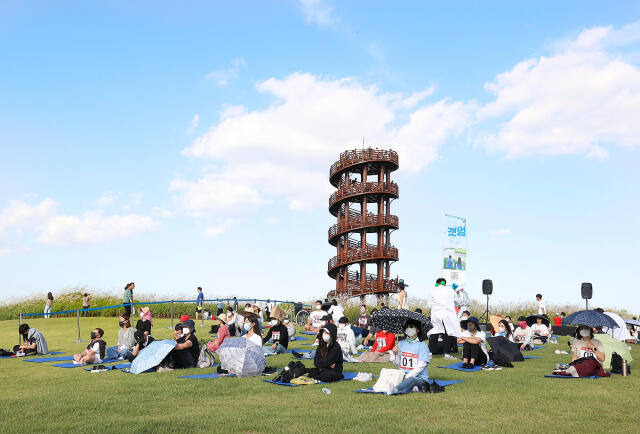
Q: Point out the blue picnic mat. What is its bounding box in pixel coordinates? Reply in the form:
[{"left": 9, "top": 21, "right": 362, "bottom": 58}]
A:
[
  {"left": 264, "top": 372, "right": 359, "bottom": 387},
  {"left": 289, "top": 336, "right": 310, "bottom": 341},
  {"left": 2, "top": 352, "right": 65, "bottom": 359},
  {"left": 24, "top": 356, "right": 74, "bottom": 363},
  {"left": 438, "top": 362, "right": 484, "bottom": 372},
  {"left": 353, "top": 379, "right": 464, "bottom": 394},
  {"left": 178, "top": 373, "right": 236, "bottom": 379},
  {"left": 544, "top": 374, "right": 599, "bottom": 379},
  {"left": 300, "top": 331, "right": 318, "bottom": 335},
  {"left": 524, "top": 356, "right": 541, "bottom": 359},
  {"left": 84, "top": 363, "right": 131, "bottom": 371},
  {"left": 52, "top": 357, "right": 120, "bottom": 368}
]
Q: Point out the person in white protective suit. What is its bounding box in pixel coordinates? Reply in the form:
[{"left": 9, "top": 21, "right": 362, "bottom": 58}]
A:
[
  {"left": 453, "top": 283, "right": 470, "bottom": 320},
  {"left": 427, "top": 278, "right": 460, "bottom": 360}
]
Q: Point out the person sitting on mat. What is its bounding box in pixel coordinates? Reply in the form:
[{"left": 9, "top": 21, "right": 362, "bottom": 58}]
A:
[
  {"left": 530, "top": 317, "right": 550, "bottom": 343},
  {"left": 571, "top": 325, "right": 605, "bottom": 363},
  {"left": 361, "top": 308, "right": 379, "bottom": 347},
  {"left": 207, "top": 313, "right": 230, "bottom": 353},
  {"left": 358, "top": 328, "right": 395, "bottom": 363},
  {"left": 504, "top": 315, "right": 515, "bottom": 332},
  {"left": 336, "top": 316, "right": 358, "bottom": 362},
  {"left": 243, "top": 314, "right": 263, "bottom": 347},
  {"left": 514, "top": 316, "right": 533, "bottom": 350},
  {"left": 131, "top": 329, "right": 155, "bottom": 360},
  {"left": 14, "top": 324, "right": 48, "bottom": 356},
  {"left": 284, "top": 317, "right": 297, "bottom": 341},
  {"left": 160, "top": 320, "right": 199, "bottom": 370},
  {"left": 458, "top": 317, "right": 488, "bottom": 369},
  {"left": 495, "top": 319, "right": 514, "bottom": 342},
  {"left": 136, "top": 307, "right": 153, "bottom": 337},
  {"left": 107, "top": 314, "right": 135, "bottom": 360},
  {"left": 305, "top": 323, "right": 344, "bottom": 382},
  {"left": 388, "top": 319, "right": 431, "bottom": 394},
  {"left": 262, "top": 312, "right": 289, "bottom": 355},
  {"left": 73, "top": 328, "right": 106, "bottom": 365},
  {"left": 305, "top": 300, "right": 325, "bottom": 332}
]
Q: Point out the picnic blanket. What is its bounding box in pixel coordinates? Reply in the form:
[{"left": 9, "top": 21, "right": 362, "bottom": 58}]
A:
[
  {"left": 264, "top": 372, "right": 360, "bottom": 387},
  {"left": 52, "top": 357, "right": 120, "bottom": 368},
  {"left": 523, "top": 356, "right": 541, "bottom": 359},
  {"left": 24, "top": 356, "right": 74, "bottom": 363},
  {"left": 300, "top": 331, "right": 318, "bottom": 335},
  {"left": 2, "top": 352, "right": 65, "bottom": 359},
  {"left": 544, "top": 374, "right": 599, "bottom": 379},
  {"left": 438, "top": 362, "right": 484, "bottom": 372},
  {"left": 178, "top": 373, "right": 236, "bottom": 379},
  {"left": 353, "top": 379, "right": 464, "bottom": 394}
]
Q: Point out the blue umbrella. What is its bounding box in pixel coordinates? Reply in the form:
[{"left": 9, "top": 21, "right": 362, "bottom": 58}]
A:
[
  {"left": 564, "top": 310, "right": 618, "bottom": 329},
  {"left": 130, "top": 339, "right": 176, "bottom": 374},
  {"left": 216, "top": 337, "right": 266, "bottom": 378},
  {"left": 625, "top": 319, "right": 640, "bottom": 327}
]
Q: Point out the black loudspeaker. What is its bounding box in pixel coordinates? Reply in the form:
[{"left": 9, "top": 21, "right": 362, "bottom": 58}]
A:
[
  {"left": 581, "top": 282, "right": 592, "bottom": 300},
  {"left": 482, "top": 279, "right": 493, "bottom": 295}
]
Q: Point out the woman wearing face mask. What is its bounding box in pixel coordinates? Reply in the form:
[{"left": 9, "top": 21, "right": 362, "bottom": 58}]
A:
[
  {"left": 262, "top": 313, "right": 289, "bottom": 355},
  {"left": 571, "top": 325, "right": 605, "bottom": 363},
  {"left": 457, "top": 317, "right": 489, "bottom": 369},
  {"left": 284, "top": 317, "right": 297, "bottom": 341},
  {"left": 243, "top": 314, "right": 263, "bottom": 347},
  {"left": 305, "top": 300, "right": 325, "bottom": 332},
  {"left": 504, "top": 316, "right": 515, "bottom": 332},
  {"left": 207, "top": 314, "right": 230, "bottom": 353},
  {"left": 135, "top": 307, "right": 153, "bottom": 337},
  {"left": 305, "top": 323, "right": 344, "bottom": 382},
  {"left": 358, "top": 327, "right": 396, "bottom": 363},
  {"left": 336, "top": 316, "right": 358, "bottom": 362},
  {"left": 513, "top": 316, "right": 533, "bottom": 350},
  {"left": 160, "top": 320, "right": 200, "bottom": 370},
  {"left": 388, "top": 319, "right": 431, "bottom": 394},
  {"left": 107, "top": 314, "right": 135, "bottom": 360},
  {"left": 495, "top": 319, "right": 514, "bottom": 342}
]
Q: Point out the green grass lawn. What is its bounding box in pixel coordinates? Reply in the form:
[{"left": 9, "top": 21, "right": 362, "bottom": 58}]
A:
[{"left": 0, "top": 317, "right": 637, "bottom": 433}]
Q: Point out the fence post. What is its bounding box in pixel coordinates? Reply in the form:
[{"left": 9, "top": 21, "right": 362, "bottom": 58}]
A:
[
  {"left": 168, "top": 300, "right": 174, "bottom": 329},
  {"left": 18, "top": 313, "right": 22, "bottom": 345},
  {"left": 74, "top": 309, "right": 85, "bottom": 343}
]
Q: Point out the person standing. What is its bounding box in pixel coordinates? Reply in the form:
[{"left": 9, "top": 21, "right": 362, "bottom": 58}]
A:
[
  {"left": 216, "top": 300, "right": 224, "bottom": 316},
  {"left": 44, "top": 292, "right": 54, "bottom": 319},
  {"left": 397, "top": 286, "right": 408, "bottom": 310},
  {"left": 123, "top": 283, "right": 134, "bottom": 316},
  {"left": 453, "top": 285, "right": 470, "bottom": 320},
  {"left": 427, "top": 278, "right": 460, "bottom": 360},
  {"left": 195, "top": 287, "right": 204, "bottom": 320},
  {"left": 536, "top": 294, "right": 546, "bottom": 315},
  {"left": 81, "top": 292, "right": 91, "bottom": 317}
]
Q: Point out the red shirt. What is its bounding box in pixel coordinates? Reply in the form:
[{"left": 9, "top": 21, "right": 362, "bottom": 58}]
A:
[
  {"left": 371, "top": 330, "right": 395, "bottom": 353},
  {"left": 553, "top": 316, "right": 562, "bottom": 326}
]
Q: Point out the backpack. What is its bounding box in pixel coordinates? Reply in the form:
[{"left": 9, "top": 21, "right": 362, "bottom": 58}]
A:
[
  {"left": 0, "top": 349, "right": 15, "bottom": 357},
  {"left": 274, "top": 361, "right": 307, "bottom": 383},
  {"left": 610, "top": 352, "right": 630, "bottom": 375},
  {"left": 197, "top": 345, "right": 216, "bottom": 368}
]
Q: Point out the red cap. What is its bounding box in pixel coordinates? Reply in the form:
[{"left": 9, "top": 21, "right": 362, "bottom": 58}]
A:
[{"left": 180, "top": 314, "right": 190, "bottom": 323}]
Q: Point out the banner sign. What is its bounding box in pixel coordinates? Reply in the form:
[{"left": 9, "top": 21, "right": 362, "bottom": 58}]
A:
[{"left": 442, "top": 214, "right": 467, "bottom": 286}]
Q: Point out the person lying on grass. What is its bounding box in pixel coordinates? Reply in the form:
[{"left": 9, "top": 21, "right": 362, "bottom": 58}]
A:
[
  {"left": 15, "top": 324, "right": 48, "bottom": 356},
  {"left": 131, "top": 329, "right": 155, "bottom": 360},
  {"left": 457, "top": 316, "right": 488, "bottom": 369},
  {"left": 305, "top": 324, "right": 344, "bottom": 383},
  {"left": 159, "top": 320, "right": 200, "bottom": 370},
  {"left": 73, "top": 328, "right": 106, "bottom": 365},
  {"left": 387, "top": 319, "right": 431, "bottom": 395}
]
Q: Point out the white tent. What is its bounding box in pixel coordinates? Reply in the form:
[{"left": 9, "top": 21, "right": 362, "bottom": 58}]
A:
[{"left": 602, "top": 311, "right": 633, "bottom": 342}]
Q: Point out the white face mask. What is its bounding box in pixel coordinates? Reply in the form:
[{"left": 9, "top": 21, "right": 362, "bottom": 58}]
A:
[
  {"left": 270, "top": 320, "right": 278, "bottom": 326},
  {"left": 140, "top": 312, "right": 144, "bottom": 318},
  {"left": 284, "top": 320, "right": 290, "bottom": 325},
  {"left": 461, "top": 315, "right": 468, "bottom": 321},
  {"left": 579, "top": 329, "right": 591, "bottom": 338},
  {"left": 360, "top": 308, "right": 366, "bottom": 313},
  {"left": 338, "top": 323, "right": 347, "bottom": 329},
  {"left": 498, "top": 326, "right": 506, "bottom": 332},
  {"left": 176, "top": 333, "right": 183, "bottom": 338},
  {"left": 243, "top": 323, "right": 251, "bottom": 332},
  {"left": 316, "top": 305, "right": 322, "bottom": 310},
  {"left": 322, "top": 333, "right": 331, "bottom": 342},
  {"left": 405, "top": 327, "right": 417, "bottom": 337},
  {"left": 182, "top": 327, "right": 190, "bottom": 335}
]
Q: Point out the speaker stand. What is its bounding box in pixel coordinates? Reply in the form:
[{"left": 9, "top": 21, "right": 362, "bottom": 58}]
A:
[{"left": 478, "top": 294, "right": 490, "bottom": 325}]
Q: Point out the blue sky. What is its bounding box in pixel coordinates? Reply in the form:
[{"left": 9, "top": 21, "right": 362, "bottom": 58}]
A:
[{"left": 1, "top": 1, "right": 639, "bottom": 310}]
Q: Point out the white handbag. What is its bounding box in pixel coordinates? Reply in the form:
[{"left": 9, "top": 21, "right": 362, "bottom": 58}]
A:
[{"left": 372, "top": 368, "right": 405, "bottom": 393}]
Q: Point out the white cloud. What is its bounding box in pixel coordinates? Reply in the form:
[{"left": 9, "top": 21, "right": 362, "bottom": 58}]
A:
[
  {"left": 95, "top": 191, "right": 121, "bottom": 207},
  {"left": 176, "top": 73, "right": 473, "bottom": 225},
  {"left": 151, "top": 206, "right": 173, "bottom": 218},
  {"left": 0, "top": 198, "right": 57, "bottom": 234},
  {"left": 478, "top": 22, "right": 640, "bottom": 159},
  {"left": 491, "top": 229, "right": 512, "bottom": 236},
  {"left": 206, "top": 58, "right": 247, "bottom": 87},
  {"left": 297, "top": 0, "right": 334, "bottom": 27},
  {"left": 204, "top": 220, "right": 235, "bottom": 236},
  {"left": 38, "top": 210, "right": 159, "bottom": 246},
  {"left": 187, "top": 114, "right": 200, "bottom": 134}
]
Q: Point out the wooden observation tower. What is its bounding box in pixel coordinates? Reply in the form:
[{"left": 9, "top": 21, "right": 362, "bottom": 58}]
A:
[{"left": 327, "top": 148, "right": 400, "bottom": 300}]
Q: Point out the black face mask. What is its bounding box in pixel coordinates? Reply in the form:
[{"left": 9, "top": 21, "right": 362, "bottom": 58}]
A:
[
  {"left": 118, "top": 321, "right": 125, "bottom": 327},
  {"left": 90, "top": 332, "right": 98, "bottom": 339}
]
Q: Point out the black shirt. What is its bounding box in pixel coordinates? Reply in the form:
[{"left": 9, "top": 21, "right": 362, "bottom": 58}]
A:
[
  {"left": 140, "top": 335, "right": 155, "bottom": 349},
  {"left": 136, "top": 319, "right": 152, "bottom": 335},
  {"left": 262, "top": 324, "right": 289, "bottom": 349}
]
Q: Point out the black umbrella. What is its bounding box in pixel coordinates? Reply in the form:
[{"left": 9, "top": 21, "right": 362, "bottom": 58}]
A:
[
  {"left": 526, "top": 314, "right": 549, "bottom": 327},
  {"left": 370, "top": 309, "right": 432, "bottom": 340},
  {"left": 487, "top": 336, "right": 524, "bottom": 366}
]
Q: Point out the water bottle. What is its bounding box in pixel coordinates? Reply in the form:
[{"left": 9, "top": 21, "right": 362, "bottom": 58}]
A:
[
  {"left": 321, "top": 387, "right": 331, "bottom": 395},
  {"left": 622, "top": 360, "right": 628, "bottom": 377}
]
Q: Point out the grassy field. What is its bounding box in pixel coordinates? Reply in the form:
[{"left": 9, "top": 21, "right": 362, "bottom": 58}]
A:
[{"left": 0, "top": 316, "right": 637, "bottom": 433}]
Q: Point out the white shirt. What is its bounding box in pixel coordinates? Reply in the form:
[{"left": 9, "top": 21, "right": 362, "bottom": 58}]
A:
[
  {"left": 537, "top": 300, "right": 546, "bottom": 315},
  {"left": 530, "top": 323, "right": 549, "bottom": 335},
  {"left": 90, "top": 342, "right": 103, "bottom": 362},
  {"left": 460, "top": 329, "right": 488, "bottom": 357},
  {"left": 309, "top": 310, "right": 324, "bottom": 328},
  {"left": 328, "top": 305, "right": 345, "bottom": 323},
  {"left": 428, "top": 286, "right": 456, "bottom": 313},
  {"left": 245, "top": 333, "right": 262, "bottom": 347}
]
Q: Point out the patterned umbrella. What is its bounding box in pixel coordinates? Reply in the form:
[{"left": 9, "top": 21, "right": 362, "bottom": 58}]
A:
[
  {"left": 130, "top": 339, "right": 176, "bottom": 374},
  {"left": 216, "top": 337, "right": 267, "bottom": 378},
  {"left": 526, "top": 314, "right": 550, "bottom": 327},
  {"left": 564, "top": 310, "right": 618, "bottom": 329},
  {"left": 370, "top": 309, "right": 432, "bottom": 340}
]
